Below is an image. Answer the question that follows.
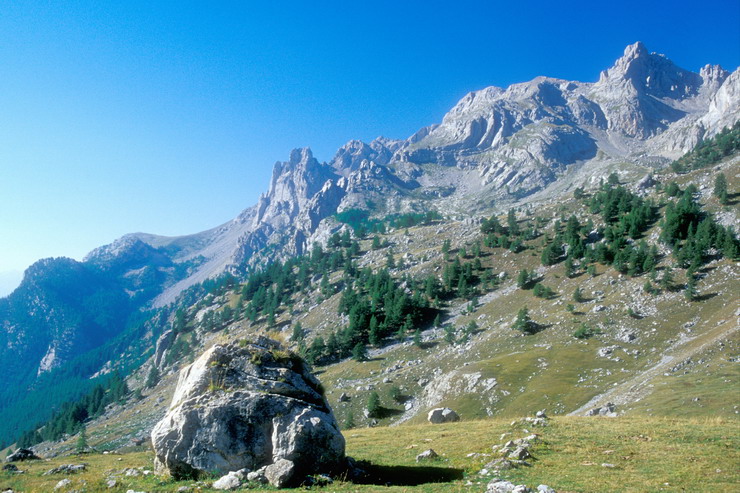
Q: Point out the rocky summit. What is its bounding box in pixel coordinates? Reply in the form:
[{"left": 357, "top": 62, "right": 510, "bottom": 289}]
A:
[{"left": 151, "top": 338, "right": 345, "bottom": 485}]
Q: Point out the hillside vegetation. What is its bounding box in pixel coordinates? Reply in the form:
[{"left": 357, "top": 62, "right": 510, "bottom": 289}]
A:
[{"left": 4, "top": 128, "right": 739, "bottom": 493}]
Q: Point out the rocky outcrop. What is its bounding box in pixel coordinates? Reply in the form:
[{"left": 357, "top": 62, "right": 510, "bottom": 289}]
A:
[
  {"left": 5, "top": 449, "right": 40, "bottom": 462},
  {"left": 151, "top": 338, "right": 345, "bottom": 485}
]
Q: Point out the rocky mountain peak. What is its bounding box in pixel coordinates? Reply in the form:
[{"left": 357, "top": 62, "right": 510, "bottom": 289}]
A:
[
  {"left": 263, "top": 147, "right": 333, "bottom": 208},
  {"left": 331, "top": 138, "right": 399, "bottom": 175},
  {"left": 289, "top": 147, "right": 314, "bottom": 166},
  {"left": 700, "top": 64, "right": 730, "bottom": 91},
  {"left": 597, "top": 41, "right": 702, "bottom": 100}
]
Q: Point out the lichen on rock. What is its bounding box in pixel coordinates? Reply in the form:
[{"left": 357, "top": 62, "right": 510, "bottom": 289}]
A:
[{"left": 151, "top": 337, "right": 345, "bottom": 486}]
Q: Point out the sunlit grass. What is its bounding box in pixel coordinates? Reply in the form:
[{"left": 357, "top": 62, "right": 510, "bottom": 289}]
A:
[{"left": 3, "top": 416, "right": 737, "bottom": 492}]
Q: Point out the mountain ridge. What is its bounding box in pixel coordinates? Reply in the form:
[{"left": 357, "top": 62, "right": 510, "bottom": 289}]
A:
[
  {"left": 118, "top": 42, "right": 739, "bottom": 307},
  {"left": 1, "top": 43, "right": 738, "bottom": 449}
]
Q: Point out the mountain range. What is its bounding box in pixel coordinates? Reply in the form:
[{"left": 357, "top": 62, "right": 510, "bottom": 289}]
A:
[{"left": 0, "top": 42, "right": 738, "bottom": 449}]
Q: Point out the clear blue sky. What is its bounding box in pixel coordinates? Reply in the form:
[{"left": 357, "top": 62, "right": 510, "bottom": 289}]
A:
[{"left": 1, "top": 0, "right": 738, "bottom": 289}]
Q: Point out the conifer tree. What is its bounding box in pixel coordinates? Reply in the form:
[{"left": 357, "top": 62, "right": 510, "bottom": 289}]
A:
[
  {"left": 714, "top": 172, "right": 728, "bottom": 205},
  {"left": 513, "top": 307, "right": 535, "bottom": 334},
  {"left": 413, "top": 328, "right": 422, "bottom": 348},
  {"left": 517, "top": 269, "right": 529, "bottom": 289},
  {"left": 684, "top": 274, "right": 698, "bottom": 301},
  {"left": 351, "top": 342, "right": 367, "bottom": 362},
  {"left": 366, "top": 391, "right": 381, "bottom": 419},
  {"left": 76, "top": 426, "right": 88, "bottom": 454}
]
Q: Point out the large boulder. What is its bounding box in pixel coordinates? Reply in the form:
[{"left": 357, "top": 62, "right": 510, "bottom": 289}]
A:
[
  {"left": 427, "top": 407, "right": 460, "bottom": 424},
  {"left": 151, "top": 338, "right": 345, "bottom": 485}
]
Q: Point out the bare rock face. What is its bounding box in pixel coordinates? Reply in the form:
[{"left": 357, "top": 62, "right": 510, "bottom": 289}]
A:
[{"left": 151, "top": 338, "right": 345, "bottom": 485}]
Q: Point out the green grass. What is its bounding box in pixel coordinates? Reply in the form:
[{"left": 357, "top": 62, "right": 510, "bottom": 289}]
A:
[{"left": 3, "top": 416, "right": 737, "bottom": 492}]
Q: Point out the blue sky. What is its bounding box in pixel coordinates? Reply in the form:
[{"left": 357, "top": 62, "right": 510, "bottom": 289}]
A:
[{"left": 1, "top": 0, "right": 738, "bottom": 292}]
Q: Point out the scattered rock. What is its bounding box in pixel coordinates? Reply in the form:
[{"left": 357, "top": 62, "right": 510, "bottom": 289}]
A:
[
  {"left": 537, "top": 485, "right": 556, "bottom": 493},
  {"left": 106, "top": 479, "right": 117, "bottom": 488},
  {"left": 43, "top": 464, "right": 86, "bottom": 475},
  {"left": 54, "top": 479, "right": 72, "bottom": 490},
  {"left": 635, "top": 174, "right": 656, "bottom": 191},
  {"left": 587, "top": 402, "right": 617, "bottom": 417},
  {"left": 427, "top": 407, "right": 460, "bottom": 424},
  {"left": 6, "top": 448, "right": 40, "bottom": 462},
  {"left": 264, "top": 458, "right": 296, "bottom": 488},
  {"left": 508, "top": 446, "right": 531, "bottom": 460},
  {"left": 616, "top": 329, "right": 637, "bottom": 343},
  {"left": 597, "top": 346, "right": 620, "bottom": 358},
  {"left": 484, "top": 458, "right": 515, "bottom": 471},
  {"left": 151, "top": 340, "right": 345, "bottom": 483},
  {"left": 212, "top": 470, "right": 243, "bottom": 490},
  {"left": 2, "top": 464, "right": 19, "bottom": 472},
  {"left": 415, "top": 449, "right": 439, "bottom": 462},
  {"left": 487, "top": 479, "right": 533, "bottom": 492},
  {"left": 601, "top": 463, "right": 617, "bottom": 468},
  {"left": 338, "top": 392, "right": 351, "bottom": 402}
]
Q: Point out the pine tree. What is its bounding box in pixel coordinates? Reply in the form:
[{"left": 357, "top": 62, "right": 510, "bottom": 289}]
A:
[
  {"left": 517, "top": 269, "right": 530, "bottom": 289},
  {"left": 507, "top": 208, "right": 519, "bottom": 236},
  {"left": 368, "top": 316, "right": 380, "bottom": 346},
  {"left": 413, "top": 328, "right": 423, "bottom": 348},
  {"left": 366, "top": 391, "right": 381, "bottom": 419},
  {"left": 714, "top": 172, "right": 729, "bottom": 205},
  {"left": 573, "top": 286, "right": 584, "bottom": 303},
  {"left": 684, "top": 274, "right": 698, "bottom": 301},
  {"left": 291, "top": 322, "right": 304, "bottom": 342},
  {"left": 444, "top": 324, "right": 455, "bottom": 345},
  {"left": 660, "top": 267, "right": 674, "bottom": 291},
  {"left": 512, "top": 307, "right": 535, "bottom": 334},
  {"left": 76, "top": 426, "right": 88, "bottom": 454},
  {"left": 351, "top": 342, "right": 368, "bottom": 362},
  {"left": 145, "top": 366, "right": 160, "bottom": 389},
  {"left": 385, "top": 250, "right": 396, "bottom": 269}
]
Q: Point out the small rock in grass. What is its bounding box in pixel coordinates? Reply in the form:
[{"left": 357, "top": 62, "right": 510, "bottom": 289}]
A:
[
  {"left": 212, "top": 470, "right": 243, "bottom": 490},
  {"left": 416, "top": 449, "right": 439, "bottom": 462},
  {"left": 508, "top": 446, "right": 531, "bottom": 460},
  {"left": 54, "top": 479, "right": 72, "bottom": 490},
  {"left": 43, "top": 464, "right": 86, "bottom": 475}
]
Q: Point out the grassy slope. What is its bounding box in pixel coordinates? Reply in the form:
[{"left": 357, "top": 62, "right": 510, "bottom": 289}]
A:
[
  {"left": 12, "top": 156, "right": 739, "bottom": 489},
  {"left": 2, "top": 416, "right": 737, "bottom": 492}
]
